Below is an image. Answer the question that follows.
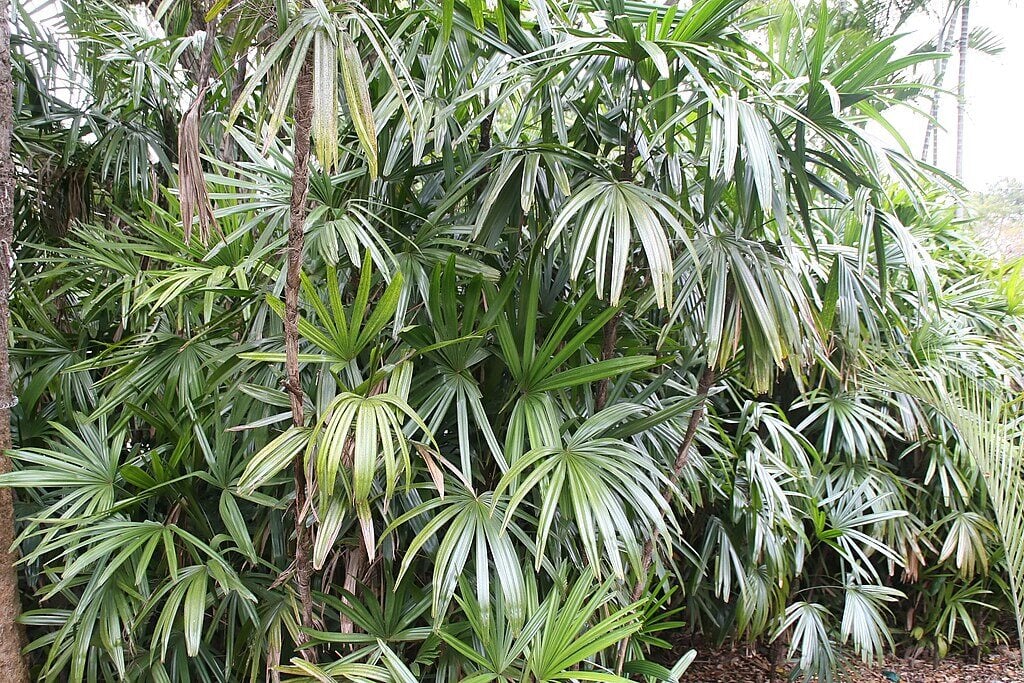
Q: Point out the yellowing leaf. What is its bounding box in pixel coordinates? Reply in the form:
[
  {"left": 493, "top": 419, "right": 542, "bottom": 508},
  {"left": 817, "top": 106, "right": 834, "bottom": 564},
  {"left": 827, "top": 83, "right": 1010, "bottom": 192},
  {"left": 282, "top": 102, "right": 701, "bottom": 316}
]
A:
[{"left": 339, "top": 31, "right": 378, "bottom": 179}]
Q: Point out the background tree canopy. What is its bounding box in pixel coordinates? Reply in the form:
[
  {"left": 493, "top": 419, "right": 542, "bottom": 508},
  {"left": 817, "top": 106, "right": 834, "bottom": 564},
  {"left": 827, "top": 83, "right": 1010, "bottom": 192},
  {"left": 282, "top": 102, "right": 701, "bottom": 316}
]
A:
[
  {"left": 1, "top": 0, "right": 1022, "bottom": 681},
  {"left": 971, "top": 178, "right": 1024, "bottom": 261}
]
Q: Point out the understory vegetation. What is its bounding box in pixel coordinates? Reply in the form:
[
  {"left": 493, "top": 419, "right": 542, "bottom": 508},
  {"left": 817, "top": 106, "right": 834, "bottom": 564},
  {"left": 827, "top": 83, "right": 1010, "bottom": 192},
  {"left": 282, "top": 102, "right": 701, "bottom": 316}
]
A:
[{"left": 2, "top": 0, "right": 1023, "bottom": 681}]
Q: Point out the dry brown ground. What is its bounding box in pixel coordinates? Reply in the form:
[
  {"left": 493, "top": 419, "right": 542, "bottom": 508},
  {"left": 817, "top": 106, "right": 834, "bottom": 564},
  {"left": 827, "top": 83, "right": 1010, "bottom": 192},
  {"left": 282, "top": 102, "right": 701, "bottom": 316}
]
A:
[{"left": 681, "top": 646, "right": 1024, "bottom": 682}]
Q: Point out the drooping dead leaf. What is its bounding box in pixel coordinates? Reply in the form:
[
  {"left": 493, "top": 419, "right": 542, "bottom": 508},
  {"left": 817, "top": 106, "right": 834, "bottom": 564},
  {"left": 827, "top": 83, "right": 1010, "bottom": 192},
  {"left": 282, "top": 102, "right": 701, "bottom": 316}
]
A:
[{"left": 178, "top": 92, "right": 218, "bottom": 246}]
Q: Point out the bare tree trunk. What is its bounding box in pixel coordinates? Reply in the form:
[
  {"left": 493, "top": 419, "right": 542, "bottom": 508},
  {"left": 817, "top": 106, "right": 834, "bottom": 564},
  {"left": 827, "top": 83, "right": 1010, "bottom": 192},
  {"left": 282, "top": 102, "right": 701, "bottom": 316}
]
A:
[
  {"left": 955, "top": 0, "right": 970, "bottom": 179},
  {"left": 286, "top": 52, "right": 317, "bottom": 661},
  {"left": 921, "top": 22, "right": 949, "bottom": 163},
  {"left": 0, "top": 0, "right": 30, "bottom": 678}
]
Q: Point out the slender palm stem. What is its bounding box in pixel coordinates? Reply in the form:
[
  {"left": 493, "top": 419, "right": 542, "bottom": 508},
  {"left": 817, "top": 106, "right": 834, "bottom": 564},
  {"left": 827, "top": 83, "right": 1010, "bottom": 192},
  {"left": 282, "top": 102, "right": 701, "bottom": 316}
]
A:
[
  {"left": 616, "top": 364, "right": 717, "bottom": 672},
  {"left": 921, "top": 22, "right": 948, "bottom": 163},
  {"left": 955, "top": 0, "right": 970, "bottom": 179},
  {"left": 286, "top": 50, "right": 317, "bottom": 659},
  {"left": 0, "top": 0, "right": 29, "bottom": 675}
]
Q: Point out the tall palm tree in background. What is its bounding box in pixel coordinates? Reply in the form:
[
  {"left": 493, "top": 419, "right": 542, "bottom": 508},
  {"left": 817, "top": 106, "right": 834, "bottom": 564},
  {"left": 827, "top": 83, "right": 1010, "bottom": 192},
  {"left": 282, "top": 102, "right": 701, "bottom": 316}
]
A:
[
  {"left": 955, "top": 0, "right": 970, "bottom": 178},
  {"left": 920, "top": 1, "right": 955, "bottom": 166},
  {"left": 917, "top": 0, "right": 1003, "bottom": 176}
]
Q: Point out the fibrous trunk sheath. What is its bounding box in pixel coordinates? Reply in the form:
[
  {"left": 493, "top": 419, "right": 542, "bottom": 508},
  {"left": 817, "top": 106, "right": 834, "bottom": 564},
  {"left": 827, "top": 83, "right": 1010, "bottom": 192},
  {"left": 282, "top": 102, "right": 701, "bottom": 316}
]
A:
[
  {"left": 286, "top": 51, "right": 317, "bottom": 660},
  {"left": 0, "top": 0, "right": 31, "bottom": 677}
]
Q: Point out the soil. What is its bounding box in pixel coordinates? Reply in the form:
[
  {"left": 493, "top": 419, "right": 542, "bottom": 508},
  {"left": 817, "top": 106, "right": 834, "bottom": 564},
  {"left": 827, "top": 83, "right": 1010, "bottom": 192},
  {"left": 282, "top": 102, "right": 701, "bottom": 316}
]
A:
[{"left": 681, "top": 645, "right": 1024, "bottom": 682}]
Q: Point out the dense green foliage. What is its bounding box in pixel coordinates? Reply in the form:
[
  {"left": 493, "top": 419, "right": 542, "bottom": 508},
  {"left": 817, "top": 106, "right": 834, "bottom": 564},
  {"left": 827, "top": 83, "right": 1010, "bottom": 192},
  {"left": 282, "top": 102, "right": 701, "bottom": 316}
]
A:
[{"left": 3, "top": 0, "right": 1023, "bottom": 681}]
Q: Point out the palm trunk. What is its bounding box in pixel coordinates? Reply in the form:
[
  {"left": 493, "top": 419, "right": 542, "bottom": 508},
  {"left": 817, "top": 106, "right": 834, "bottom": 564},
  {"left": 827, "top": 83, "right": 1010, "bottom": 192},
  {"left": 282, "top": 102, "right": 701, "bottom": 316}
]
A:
[
  {"left": 594, "top": 312, "right": 621, "bottom": 411},
  {"left": 955, "top": 0, "right": 970, "bottom": 179},
  {"left": 615, "top": 365, "right": 717, "bottom": 672},
  {"left": 636, "top": 364, "right": 716, "bottom": 589},
  {"left": 286, "top": 52, "right": 317, "bottom": 661},
  {"left": 0, "top": 1, "right": 30, "bottom": 677}
]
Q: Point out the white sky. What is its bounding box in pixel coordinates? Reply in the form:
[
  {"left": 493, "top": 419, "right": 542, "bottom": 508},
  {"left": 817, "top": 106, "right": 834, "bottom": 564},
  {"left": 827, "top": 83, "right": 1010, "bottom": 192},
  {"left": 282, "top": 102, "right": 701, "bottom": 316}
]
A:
[
  {"left": 888, "top": 0, "right": 1024, "bottom": 191},
  {"left": 956, "top": 0, "right": 1024, "bottom": 190}
]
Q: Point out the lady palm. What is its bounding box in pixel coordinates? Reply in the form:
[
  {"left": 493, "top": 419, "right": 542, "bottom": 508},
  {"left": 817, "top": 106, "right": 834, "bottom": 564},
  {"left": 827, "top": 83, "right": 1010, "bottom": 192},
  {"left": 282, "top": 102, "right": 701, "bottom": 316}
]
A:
[{"left": 1, "top": 0, "right": 1022, "bottom": 681}]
